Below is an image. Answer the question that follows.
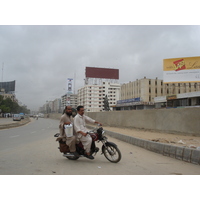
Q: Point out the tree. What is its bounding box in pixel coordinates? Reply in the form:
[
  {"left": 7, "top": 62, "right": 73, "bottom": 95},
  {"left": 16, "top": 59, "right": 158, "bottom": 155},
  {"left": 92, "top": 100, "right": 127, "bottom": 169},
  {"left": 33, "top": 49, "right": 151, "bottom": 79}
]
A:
[
  {"left": 103, "top": 95, "right": 110, "bottom": 111},
  {"left": 0, "top": 95, "right": 30, "bottom": 114},
  {"left": 0, "top": 95, "right": 3, "bottom": 103},
  {"left": 0, "top": 105, "right": 10, "bottom": 113}
]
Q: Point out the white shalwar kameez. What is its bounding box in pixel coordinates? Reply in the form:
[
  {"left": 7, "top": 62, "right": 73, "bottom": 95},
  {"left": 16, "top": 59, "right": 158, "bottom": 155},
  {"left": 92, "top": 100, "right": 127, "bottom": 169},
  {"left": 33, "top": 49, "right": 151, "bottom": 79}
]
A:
[{"left": 73, "top": 114, "right": 95, "bottom": 153}]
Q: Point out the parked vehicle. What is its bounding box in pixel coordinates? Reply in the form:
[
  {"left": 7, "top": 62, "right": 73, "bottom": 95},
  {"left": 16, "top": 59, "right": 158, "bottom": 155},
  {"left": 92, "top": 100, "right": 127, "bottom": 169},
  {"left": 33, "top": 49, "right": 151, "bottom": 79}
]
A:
[
  {"left": 13, "top": 114, "right": 21, "bottom": 121},
  {"left": 54, "top": 125, "right": 121, "bottom": 163}
]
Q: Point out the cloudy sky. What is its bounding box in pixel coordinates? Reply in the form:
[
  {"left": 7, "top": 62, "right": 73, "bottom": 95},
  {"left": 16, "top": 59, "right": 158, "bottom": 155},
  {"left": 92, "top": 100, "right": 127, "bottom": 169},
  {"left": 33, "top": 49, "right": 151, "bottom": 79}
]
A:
[{"left": 1, "top": 25, "right": 200, "bottom": 110}]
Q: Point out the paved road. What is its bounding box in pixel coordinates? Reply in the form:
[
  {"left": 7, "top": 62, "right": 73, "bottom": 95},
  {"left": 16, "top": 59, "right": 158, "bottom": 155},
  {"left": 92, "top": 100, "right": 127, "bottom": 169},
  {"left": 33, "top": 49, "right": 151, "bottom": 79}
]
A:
[{"left": 0, "top": 118, "right": 200, "bottom": 175}]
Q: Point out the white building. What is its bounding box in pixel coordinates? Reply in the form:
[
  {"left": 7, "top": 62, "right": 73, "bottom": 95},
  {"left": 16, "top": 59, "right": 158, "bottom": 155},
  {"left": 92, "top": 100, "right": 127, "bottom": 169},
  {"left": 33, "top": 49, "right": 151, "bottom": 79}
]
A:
[
  {"left": 77, "top": 81, "right": 120, "bottom": 112},
  {"left": 52, "top": 98, "right": 62, "bottom": 113},
  {"left": 61, "top": 94, "right": 78, "bottom": 110}
]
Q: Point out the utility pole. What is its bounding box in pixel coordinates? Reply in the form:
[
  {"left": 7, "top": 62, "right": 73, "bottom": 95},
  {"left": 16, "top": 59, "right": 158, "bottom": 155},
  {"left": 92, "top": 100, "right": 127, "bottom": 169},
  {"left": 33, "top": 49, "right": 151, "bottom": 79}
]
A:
[
  {"left": 2, "top": 62, "right": 4, "bottom": 82},
  {"left": 74, "top": 72, "right": 76, "bottom": 94}
]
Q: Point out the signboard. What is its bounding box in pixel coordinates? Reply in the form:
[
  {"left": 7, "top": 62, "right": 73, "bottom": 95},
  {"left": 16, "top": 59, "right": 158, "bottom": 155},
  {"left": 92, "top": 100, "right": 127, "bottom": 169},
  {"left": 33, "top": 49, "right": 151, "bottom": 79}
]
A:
[
  {"left": 86, "top": 67, "right": 119, "bottom": 79},
  {"left": 167, "top": 95, "right": 177, "bottom": 100},
  {"left": 117, "top": 97, "right": 140, "bottom": 104},
  {"left": 67, "top": 78, "right": 73, "bottom": 94},
  {"left": 163, "top": 56, "right": 200, "bottom": 83}
]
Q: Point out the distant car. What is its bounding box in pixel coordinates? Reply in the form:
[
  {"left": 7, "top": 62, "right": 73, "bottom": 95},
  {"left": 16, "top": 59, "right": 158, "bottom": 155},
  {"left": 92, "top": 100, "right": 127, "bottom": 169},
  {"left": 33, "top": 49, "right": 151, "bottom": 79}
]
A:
[{"left": 13, "top": 114, "right": 21, "bottom": 121}]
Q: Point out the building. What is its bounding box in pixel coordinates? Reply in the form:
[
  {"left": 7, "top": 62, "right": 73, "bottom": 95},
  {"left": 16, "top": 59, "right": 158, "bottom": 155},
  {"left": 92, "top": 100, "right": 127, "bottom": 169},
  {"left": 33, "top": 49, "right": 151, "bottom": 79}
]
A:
[
  {"left": 77, "top": 67, "right": 120, "bottom": 112},
  {"left": 0, "top": 87, "right": 17, "bottom": 103},
  {"left": 116, "top": 77, "right": 200, "bottom": 110},
  {"left": 52, "top": 98, "right": 62, "bottom": 113},
  {"left": 154, "top": 91, "right": 200, "bottom": 108},
  {"left": 0, "top": 88, "right": 16, "bottom": 102},
  {"left": 78, "top": 81, "right": 120, "bottom": 112},
  {"left": 0, "top": 80, "right": 17, "bottom": 102},
  {"left": 61, "top": 94, "right": 78, "bottom": 110}
]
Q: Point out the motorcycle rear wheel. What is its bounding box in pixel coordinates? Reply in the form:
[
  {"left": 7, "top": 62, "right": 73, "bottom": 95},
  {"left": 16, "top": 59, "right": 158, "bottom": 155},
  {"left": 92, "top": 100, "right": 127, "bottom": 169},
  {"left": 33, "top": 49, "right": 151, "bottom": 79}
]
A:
[{"left": 102, "top": 143, "right": 121, "bottom": 163}]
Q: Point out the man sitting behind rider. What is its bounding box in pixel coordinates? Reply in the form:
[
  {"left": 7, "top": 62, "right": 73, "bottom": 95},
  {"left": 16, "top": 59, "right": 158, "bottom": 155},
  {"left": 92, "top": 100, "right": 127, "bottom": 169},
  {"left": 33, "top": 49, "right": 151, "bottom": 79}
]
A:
[
  {"left": 73, "top": 105, "right": 102, "bottom": 160},
  {"left": 58, "top": 106, "right": 78, "bottom": 156}
]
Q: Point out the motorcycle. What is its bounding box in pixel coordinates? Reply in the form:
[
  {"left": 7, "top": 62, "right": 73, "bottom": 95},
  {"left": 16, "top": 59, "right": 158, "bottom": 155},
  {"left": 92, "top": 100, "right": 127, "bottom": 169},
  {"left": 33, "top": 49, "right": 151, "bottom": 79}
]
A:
[{"left": 54, "top": 126, "right": 121, "bottom": 163}]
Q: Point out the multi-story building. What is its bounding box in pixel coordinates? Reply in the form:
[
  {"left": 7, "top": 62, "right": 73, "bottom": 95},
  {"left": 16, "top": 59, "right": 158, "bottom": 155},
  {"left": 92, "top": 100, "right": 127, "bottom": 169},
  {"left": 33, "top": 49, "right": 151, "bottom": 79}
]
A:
[
  {"left": 61, "top": 94, "right": 78, "bottom": 110},
  {"left": 78, "top": 81, "right": 120, "bottom": 112},
  {"left": 52, "top": 98, "right": 62, "bottom": 113},
  {"left": 117, "top": 77, "right": 200, "bottom": 110},
  {"left": 121, "top": 77, "right": 200, "bottom": 102},
  {"left": 0, "top": 81, "right": 17, "bottom": 103}
]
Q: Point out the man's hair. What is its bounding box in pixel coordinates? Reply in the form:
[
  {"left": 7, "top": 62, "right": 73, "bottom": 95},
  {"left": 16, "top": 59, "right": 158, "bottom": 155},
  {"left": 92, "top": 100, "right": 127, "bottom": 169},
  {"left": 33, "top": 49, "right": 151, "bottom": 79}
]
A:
[
  {"left": 63, "top": 105, "right": 71, "bottom": 114},
  {"left": 77, "top": 105, "right": 84, "bottom": 111}
]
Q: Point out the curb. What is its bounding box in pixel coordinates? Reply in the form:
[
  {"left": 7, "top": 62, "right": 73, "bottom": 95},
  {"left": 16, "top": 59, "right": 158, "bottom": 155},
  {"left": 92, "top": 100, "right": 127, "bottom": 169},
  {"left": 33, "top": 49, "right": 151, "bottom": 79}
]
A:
[
  {"left": 0, "top": 118, "right": 31, "bottom": 130},
  {"left": 104, "top": 129, "right": 200, "bottom": 165}
]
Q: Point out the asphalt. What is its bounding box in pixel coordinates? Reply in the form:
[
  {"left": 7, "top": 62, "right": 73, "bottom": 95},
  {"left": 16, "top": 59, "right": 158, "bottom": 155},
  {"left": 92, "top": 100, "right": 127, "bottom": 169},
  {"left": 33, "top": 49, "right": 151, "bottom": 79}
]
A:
[{"left": 1, "top": 118, "right": 199, "bottom": 165}]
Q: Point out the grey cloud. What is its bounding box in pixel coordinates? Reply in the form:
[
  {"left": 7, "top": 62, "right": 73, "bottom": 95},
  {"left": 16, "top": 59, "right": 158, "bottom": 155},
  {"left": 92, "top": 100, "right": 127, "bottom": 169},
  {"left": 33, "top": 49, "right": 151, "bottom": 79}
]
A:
[{"left": 0, "top": 25, "right": 200, "bottom": 110}]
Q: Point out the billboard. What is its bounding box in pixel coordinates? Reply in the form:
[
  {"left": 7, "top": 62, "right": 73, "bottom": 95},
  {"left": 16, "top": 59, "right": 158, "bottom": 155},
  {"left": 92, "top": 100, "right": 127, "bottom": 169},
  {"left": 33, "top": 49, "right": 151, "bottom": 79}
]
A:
[
  {"left": 0, "top": 80, "right": 15, "bottom": 93},
  {"left": 86, "top": 67, "right": 119, "bottom": 79},
  {"left": 163, "top": 56, "right": 200, "bottom": 83},
  {"left": 67, "top": 78, "right": 73, "bottom": 94}
]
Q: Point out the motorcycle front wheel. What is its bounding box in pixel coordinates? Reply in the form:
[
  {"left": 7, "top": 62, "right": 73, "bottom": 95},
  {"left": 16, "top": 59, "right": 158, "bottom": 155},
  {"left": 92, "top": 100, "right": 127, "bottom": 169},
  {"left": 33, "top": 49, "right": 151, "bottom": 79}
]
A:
[{"left": 102, "top": 143, "right": 121, "bottom": 163}]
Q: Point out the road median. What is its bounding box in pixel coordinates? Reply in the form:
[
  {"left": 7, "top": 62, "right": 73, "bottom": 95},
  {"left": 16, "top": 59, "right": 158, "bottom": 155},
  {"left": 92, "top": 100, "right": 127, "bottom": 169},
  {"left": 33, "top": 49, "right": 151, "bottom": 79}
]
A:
[
  {"left": 0, "top": 117, "right": 31, "bottom": 130},
  {"left": 104, "top": 128, "right": 200, "bottom": 165}
]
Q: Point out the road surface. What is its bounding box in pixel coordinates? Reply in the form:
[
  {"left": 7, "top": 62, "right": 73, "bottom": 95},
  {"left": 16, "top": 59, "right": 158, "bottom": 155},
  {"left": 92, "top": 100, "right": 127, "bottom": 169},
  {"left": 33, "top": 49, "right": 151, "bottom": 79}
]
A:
[{"left": 0, "top": 118, "right": 199, "bottom": 175}]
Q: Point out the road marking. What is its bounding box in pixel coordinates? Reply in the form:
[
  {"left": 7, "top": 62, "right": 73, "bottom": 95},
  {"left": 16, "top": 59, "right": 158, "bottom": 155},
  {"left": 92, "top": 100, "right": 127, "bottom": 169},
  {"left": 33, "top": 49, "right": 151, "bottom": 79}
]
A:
[
  {"left": 31, "top": 131, "right": 36, "bottom": 134},
  {"left": 9, "top": 135, "right": 20, "bottom": 138}
]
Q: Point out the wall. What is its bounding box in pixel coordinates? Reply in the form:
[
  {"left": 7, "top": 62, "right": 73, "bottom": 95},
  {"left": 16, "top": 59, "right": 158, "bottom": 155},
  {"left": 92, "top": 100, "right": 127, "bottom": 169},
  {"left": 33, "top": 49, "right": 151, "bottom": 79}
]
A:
[
  {"left": 86, "top": 108, "right": 200, "bottom": 136},
  {"left": 46, "top": 107, "right": 200, "bottom": 136}
]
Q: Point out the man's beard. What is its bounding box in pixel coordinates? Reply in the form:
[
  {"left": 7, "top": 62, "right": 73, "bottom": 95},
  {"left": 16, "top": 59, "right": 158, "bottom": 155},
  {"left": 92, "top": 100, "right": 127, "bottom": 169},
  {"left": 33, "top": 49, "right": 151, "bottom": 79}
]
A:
[{"left": 66, "top": 112, "right": 72, "bottom": 117}]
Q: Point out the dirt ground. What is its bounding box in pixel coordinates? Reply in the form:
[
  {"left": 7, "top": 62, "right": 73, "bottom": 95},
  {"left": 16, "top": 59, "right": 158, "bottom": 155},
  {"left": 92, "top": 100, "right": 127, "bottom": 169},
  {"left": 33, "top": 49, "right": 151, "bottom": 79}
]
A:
[{"left": 103, "top": 126, "right": 200, "bottom": 150}]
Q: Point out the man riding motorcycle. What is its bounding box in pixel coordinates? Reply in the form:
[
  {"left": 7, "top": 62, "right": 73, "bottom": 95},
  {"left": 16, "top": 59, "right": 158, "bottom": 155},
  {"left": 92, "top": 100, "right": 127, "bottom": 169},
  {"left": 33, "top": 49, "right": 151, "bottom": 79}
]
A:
[{"left": 73, "top": 105, "right": 102, "bottom": 159}]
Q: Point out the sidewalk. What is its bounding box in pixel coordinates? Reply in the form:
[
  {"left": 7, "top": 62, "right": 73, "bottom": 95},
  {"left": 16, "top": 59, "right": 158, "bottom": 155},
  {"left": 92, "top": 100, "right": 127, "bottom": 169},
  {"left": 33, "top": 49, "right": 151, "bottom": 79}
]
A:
[
  {"left": 103, "top": 126, "right": 200, "bottom": 149},
  {"left": 88, "top": 125, "right": 200, "bottom": 165}
]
